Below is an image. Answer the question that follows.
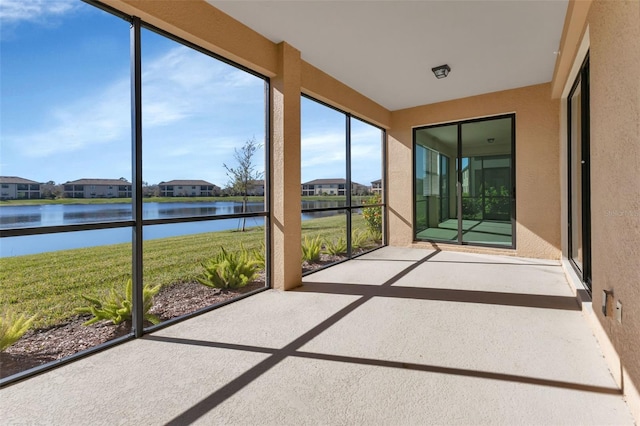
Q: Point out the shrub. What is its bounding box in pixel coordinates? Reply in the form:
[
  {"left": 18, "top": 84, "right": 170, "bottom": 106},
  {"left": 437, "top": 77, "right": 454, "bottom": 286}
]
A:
[
  {"left": 324, "top": 236, "right": 347, "bottom": 255},
  {"left": 351, "top": 229, "right": 369, "bottom": 250},
  {"left": 368, "top": 228, "right": 383, "bottom": 243},
  {"left": 252, "top": 241, "right": 266, "bottom": 270},
  {"left": 461, "top": 196, "right": 482, "bottom": 220},
  {"left": 301, "top": 235, "right": 322, "bottom": 262},
  {"left": 484, "top": 185, "right": 511, "bottom": 220},
  {"left": 362, "top": 193, "right": 382, "bottom": 241},
  {"left": 197, "top": 246, "right": 260, "bottom": 290},
  {"left": 75, "top": 279, "right": 161, "bottom": 326},
  {"left": 0, "top": 309, "right": 37, "bottom": 351}
]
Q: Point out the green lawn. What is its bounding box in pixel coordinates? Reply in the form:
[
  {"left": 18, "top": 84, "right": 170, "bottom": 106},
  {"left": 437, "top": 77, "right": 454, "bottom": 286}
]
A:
[{"left": 0, "top": 214, "right": 380, "bottom": 328}]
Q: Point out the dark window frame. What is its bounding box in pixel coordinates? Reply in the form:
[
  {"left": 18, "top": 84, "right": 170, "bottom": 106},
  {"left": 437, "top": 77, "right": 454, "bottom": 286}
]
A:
[
  {"left": 0, "top": 0, "right": 271, "bottom": 386},
  {"left": 567, "top": 53, "right": 591, "bottom": 291},
  {"left": 412, "top": 113, "right": 517, "bottom": 249},
  {"left": 301, "top": 94, "right": 387, "bottom": 273}
]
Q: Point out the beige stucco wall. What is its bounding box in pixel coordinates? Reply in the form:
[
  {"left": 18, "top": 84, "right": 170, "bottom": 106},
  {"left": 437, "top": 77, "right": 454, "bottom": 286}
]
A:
[
  {"left": 389, "top": 83, "right": 561, "bottom": 259},
  {"left": 588, "top": 0, "right": 640, "bottom": 407},
  {"left": 102, "top": 0, "right": 279, "bottom": 77},
  {"left": 272, "top": 42, "right": 303, "bottom": 290},
  {"left": 551, "top": 0, "right": 593, "bottom": 99},
  {"left": 555, "top": 0, "right": 640, "bottom": 420},
  {"left": 301, "top": 61, "right": 390, "bottom": 129}
]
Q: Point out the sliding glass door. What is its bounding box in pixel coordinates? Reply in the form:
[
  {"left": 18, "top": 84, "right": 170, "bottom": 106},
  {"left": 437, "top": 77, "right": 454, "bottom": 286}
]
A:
[
  {"left": 461, "top": 117, "right": 514, "bottom": 245},
  {"left": 414, "top": 114, "right": 515, "bottom": 247},
  {"left": 568, "top": 54, "right": 591, "bottom": 290},
  {"left": 414, "top": 124, "right": 458, "bottom": 242}
]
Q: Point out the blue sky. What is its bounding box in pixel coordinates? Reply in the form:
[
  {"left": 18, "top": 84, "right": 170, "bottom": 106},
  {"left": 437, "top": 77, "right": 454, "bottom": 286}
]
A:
[{"left": 1, "top": 0, "right": 382, "bottom": 188}]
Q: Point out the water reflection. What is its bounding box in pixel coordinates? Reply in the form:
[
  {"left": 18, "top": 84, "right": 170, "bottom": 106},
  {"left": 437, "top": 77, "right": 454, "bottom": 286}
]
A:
[
  {"left": 0, "top": 204, "right": 132, "bottom": 228},
  {"left": 0, "top": 200, "right": 343, "bottom": 229},
  {"left": 64, "top": 207, "right": 131, "bottom": 222},
  {"left": 1, "top": 228, "right": 132, "bottom": 257},
  {"left": 301, "top": 199, "right": 347, "bottom": 210},
  {"left": 0, "top": 213, "right": 41, "bottom": 227},
  {"left": 302, "top": 210, "right": 347, "bottom": 219},
  {"left": 0, "top": 200, "right": 347, "bottom": 256},
  {"left": 154, "top": 202, "right": 264, "bottom": 218},
  {"left": 0, "top": 201, "right": 271, "bottom": 229}
]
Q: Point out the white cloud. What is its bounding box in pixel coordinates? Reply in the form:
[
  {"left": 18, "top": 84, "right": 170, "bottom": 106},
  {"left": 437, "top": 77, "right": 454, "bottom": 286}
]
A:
[
  {"left": 0, "top": 0, "right": 78, "bottom": 23},
  {"left": 301, "top": 131, "right": 345, "bottom": 181},
  {"left": 351, "top": 143, "right": 379, "bottom": 161},
  {"left": 16, "top": 77, "right": 130, "bottom": 157},
  {"left": 141, "top": 45, "right": 263, "bottom": 127},
  {"left": 301, "top": 125, "right": 383, "bottom": 183},
  {"left": 7, "top": 44, "right": 264, "bottom": 161},
  {"left": 351, "top": 125, "right": 382, "bottom": 143},
  {"left": 301, "top": 131, "right": 344, "bottom": 149}
]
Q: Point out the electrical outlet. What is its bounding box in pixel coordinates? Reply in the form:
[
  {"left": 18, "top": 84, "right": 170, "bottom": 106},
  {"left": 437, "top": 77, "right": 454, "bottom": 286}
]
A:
[{"left": 616, "top": 301, "right": 622, "bottom": 323}]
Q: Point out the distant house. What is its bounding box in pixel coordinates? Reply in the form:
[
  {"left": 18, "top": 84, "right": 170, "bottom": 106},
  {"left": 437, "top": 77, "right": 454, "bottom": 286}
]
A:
[
  {"left": 371, "top": 179, "right": 382, "bottom": 195},
  {"left": 301, "top": 178, "right": 368, "bottom": 196},
  {"left": 63, "top": 179, "right": 132, "bottom": 198},
  {"left": 158, "top": 180, "right": 220, "bottom": 197},
  {"left": 0, "top": 176, "right": 41, "bottom": 200}
]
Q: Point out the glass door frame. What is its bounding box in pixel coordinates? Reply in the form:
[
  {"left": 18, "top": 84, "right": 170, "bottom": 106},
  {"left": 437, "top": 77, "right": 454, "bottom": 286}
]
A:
[
  {"left": 567, "top": 53, "right": 592, "bottom": 291},
  {"left": 413, "top": 113, "right": 516, "bottom": 249}
]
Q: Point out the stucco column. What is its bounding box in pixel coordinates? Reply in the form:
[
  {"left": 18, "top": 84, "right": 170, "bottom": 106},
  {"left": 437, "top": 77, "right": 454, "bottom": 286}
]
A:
[
  {"left": 271, "top": 42, "right": 302, "bottom": 290},
  {"left": 386, "top": 129, "right": 414, "bottom": 247}
]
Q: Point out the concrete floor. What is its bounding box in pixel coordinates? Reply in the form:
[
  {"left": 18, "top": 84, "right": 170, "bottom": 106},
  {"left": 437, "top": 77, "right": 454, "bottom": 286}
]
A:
[{"left": 1, "top": 247, "right": 634, "bottom": 425}]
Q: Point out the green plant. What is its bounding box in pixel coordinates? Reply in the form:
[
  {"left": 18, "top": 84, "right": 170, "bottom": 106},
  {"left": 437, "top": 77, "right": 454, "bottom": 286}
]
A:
[
  {"left": 0, "top": 309, "right": 37, "bottom": 351},
  {"left": 484, "top": 185, "right": 511, "bottom": 220},
  {"left": 252, "top": 241, "right": 266, "bottom": 270},
  {"left": 301, "top": 235, "right": 323, "bottom": 262},
  {"left": 461, "top": 196, "right": 482, "bottom": 220},
  {"left": 75, "top": 279, "right": 161, "bottom": 326},
  {"left": 351, "top": 229, "right": 369, "bottom": 250},
  {"left": 362, "top": 193, "right": 382, "bottom": 241},
  {"left": 1, "top": 215, "right": 345, "bottom": 330},
  {"left": 324, "top": 236, "right": 347, "bottom": 255},
  {"left": 197, "top": 246, "right": 260, "bottom": 290},
  {"left": 367, "top": 228, "right": 383, "bottom": 243}
]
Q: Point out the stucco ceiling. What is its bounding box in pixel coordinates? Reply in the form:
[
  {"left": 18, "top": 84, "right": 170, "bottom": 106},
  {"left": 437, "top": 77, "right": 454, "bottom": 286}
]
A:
[{"left": 207, "top": 0, "right": 568, "bottom": 112}]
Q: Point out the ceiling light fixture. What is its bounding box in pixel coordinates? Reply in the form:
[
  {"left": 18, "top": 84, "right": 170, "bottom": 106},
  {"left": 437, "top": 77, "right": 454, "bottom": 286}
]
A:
[{"left": 431, "top": 64, "right": 451, "bottom": 79}]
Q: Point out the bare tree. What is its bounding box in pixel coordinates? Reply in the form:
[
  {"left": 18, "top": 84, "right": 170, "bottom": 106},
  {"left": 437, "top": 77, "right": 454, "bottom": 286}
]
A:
[{"left": 223, "top": 137, "right": 263, "bottom": 231}]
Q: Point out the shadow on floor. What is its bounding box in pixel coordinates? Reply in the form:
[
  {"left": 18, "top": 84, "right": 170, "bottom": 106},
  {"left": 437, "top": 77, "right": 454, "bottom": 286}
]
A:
[{"left": 158, "top": 249, "right": 607, "bottom": 425}]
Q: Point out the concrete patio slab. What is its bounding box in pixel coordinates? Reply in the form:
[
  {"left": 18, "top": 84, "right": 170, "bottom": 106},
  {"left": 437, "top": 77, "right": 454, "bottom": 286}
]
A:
[
  {"left": 399, "top": 251, "right": 570, "bottom": 296},
  {"left": 302, "top": 257, "right": 416, "bottom": 285},
  {"left": 1, "top": 247, "right": 634, "bottom": 425}
]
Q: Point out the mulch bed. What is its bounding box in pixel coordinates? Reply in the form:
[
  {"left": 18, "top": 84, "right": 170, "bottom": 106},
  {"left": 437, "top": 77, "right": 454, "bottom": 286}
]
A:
[
  {"left": 1, "top": 279, "right": 265, "bottom": 379},
  {"left": 1, "top": 254, "right": 359, "bottom": 380},
  {"left": 302, "top": 253, "right": 348, "bottom": 274}
]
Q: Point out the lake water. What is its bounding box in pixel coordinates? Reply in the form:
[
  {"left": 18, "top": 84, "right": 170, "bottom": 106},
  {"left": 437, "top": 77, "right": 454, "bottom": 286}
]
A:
[{"left": 0, "top": 201, "right": 347, "bottom": 257}]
